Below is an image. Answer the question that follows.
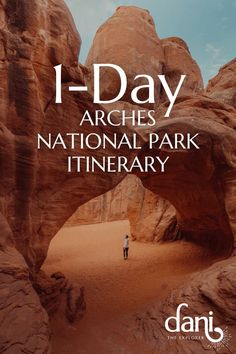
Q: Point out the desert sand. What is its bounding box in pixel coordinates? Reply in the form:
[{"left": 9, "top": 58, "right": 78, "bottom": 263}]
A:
[{"left": 43, "top": 220, "right": 215, "bottom": 354}]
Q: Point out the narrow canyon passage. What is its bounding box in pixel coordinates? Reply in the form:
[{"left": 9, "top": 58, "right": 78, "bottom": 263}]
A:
[{"left": 43, "top": 220, "right": 216, "bottom": 354}]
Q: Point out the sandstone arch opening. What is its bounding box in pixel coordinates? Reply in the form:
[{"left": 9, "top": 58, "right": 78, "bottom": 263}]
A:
[
  {"left": 44, "top": 213, "right": 215, "bottom": 354},
  {"left": 42, "top": 171, "right": 229, "bottom": 354}
]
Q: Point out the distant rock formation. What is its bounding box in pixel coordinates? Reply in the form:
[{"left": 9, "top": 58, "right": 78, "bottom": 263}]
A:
[
  {"left": 127, "top": 179, "right": 177, "bottom": 242},
  {"left": 206, "top": 58, "right": 236, "bottom": 108},
  {"left": 67, "top": 174, "right": 177, "bottom": 243},
  {"left": 0, "top": 1, "right": 235, "bottom": 353},
  {"left": 86, "top": 6, "right": 164, "bottom": 108},
  {"left": 66, "top": 175, "right": 135, "bottom": 226},
  {"left": 161, "top": 37, "right": 204, "bottom": 98}
]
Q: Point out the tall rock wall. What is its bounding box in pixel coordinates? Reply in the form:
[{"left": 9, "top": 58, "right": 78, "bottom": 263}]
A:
[
  {"left": 127, "top": 179, "right": 176, "bottom": 242},
  {"left": 0, "top": 1, "right": 137, "bottom": 352},
  {"left": 0, "top": 0, "right": 139, "bottom": 271}
]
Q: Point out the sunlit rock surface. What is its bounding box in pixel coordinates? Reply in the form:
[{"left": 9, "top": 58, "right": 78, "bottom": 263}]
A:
[{"left": 206, "top": 58, "right": 236, "bottom": 108}]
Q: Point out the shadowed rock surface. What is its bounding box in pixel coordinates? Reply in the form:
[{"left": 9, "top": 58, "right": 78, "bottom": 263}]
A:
[
  {"left": 127, "top": 177, "right": 177, "bottom": 242},
  {"left": 0, "top": 245, "right": 50, "bottom": 354},
  {"left": 0, "top": 0, "right": 138, "bottom": 272}
]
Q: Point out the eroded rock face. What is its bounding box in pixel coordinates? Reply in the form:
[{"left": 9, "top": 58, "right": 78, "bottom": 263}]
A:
[
  {"left": 127, "top": 177, "right": 176, "bottom": 242},
  {"left": 157, "top": 94, "right": 236, "bottom": 129},
  {"left": 0, "top": 0, "right": 135, "bottom": 352},
  {"left": 67, "top": 174, "right": 178, "bottom": 245},
  {"left": 135, "top": 97, "right": 236, "bottom": 255},
  {"left": 0, "top": 0, "right": 138, "bottom": 271},
  {"left": 161, "top": 37, "right": 204, "bottom": 99},
  {"left": 0, "top": 246, "right": 50, "bottom": 354},
  {"left": 86, "top": 11, "right": 204, "bottom": 109},
  {"left": 0, "top": 0, "right": 84, "bottom": 351},
  {"left": 67, "top": 175, "right": 135, "bottom": 226},
  {"left": 206, "top": 58, "right": 236, "bottom": 108},
  {"left": 67, "top": 175, "right": 178, "bottom": 245},
  {"left": 130, "top": 93, "right": 236, "bottom": 352},
  {"left": 131, "top": 257, "right": 236, "bottom": 353},
  {"left": 83, "top": 10, "right": 204, "bottom": 245}
]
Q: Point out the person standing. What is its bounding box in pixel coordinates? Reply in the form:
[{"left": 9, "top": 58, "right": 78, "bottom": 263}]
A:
[{"left": 123, "top": 235, "right": 129, "bottom": 260}]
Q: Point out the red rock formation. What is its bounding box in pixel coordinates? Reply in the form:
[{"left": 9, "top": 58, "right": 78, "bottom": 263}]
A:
[
  {"left": 131, "top": 258, "right": 236, "bottom": 353},
  {"left": 0, "top": 0, "right": 84, "bottom": 351},
  {"left": 157, "top": 94, "right": 236, "bottom": 129},
  {"left": 0, "top": 1, "right": 235, "bottom": 353},
  {"left": 127, "top": 177, "right": 176, "bottom": 242},
  {"left": 67, "top": 175, "right": 135, "bottom": 226},
  {"left": 161, "top": 37, "right": 204, "bottom": 99},
  {"left": 86, "top": 6, "right": 164, "bottom": 107},
  {"left": 130, "top": 72, "right": 236, "bottom": 353},
  {"left": 67, "top": 173, "right": 177, "bottom": 244},
  {"left": 0, "top": 1, "right": 136, "bottom": 352},
  {"left": 0, "top": 0, "right": 139, "bottom": 271},
  {"left": 135, "top": 97, "right": 236, "bottom": 255},
  {"left": 0, "top": 245, "right": 50, "bottom": 353},
  {"left": 206, "top": 58, "right": 236, "bottom": 108},
  {"left": 83, "top": 9, "right": 204, "bottom": 245}
]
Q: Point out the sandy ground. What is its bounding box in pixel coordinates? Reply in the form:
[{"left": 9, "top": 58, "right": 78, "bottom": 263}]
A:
[{"left": 43, "top": 220, "right": 214, "bottom": 354}]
